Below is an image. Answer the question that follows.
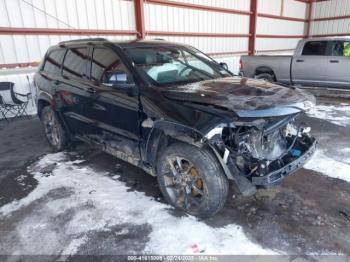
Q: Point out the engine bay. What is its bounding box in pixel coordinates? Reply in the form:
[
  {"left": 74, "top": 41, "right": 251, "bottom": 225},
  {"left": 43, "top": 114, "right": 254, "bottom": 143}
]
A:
[{"left": 208, "top": 113, "right": 316, "bottom": 184}]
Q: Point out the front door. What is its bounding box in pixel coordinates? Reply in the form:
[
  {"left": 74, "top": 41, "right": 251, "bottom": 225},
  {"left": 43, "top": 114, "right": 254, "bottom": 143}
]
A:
[
  {"left": 325, "top": 40, "right": 350, "bottom": 88},
  {"left": 86, "top": 46, "right": 141, "bottom": 160}
]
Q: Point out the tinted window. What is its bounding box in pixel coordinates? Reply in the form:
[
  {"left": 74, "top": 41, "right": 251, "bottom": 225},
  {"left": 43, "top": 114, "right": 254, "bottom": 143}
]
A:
[
  {"left": 302, "top": 41, "right": 328, "bottom": 56},
  {"left": 62, "top": 48, "right": 88, "bottom": 79},
  {"left": 90, "top": 47, "right": 133, "bottom": 83},
  {"left": 43, "top": 48, "right": 66, "bottom": 74},
  {"left": 331, "top": 41, "right": 350, "bottom": 56}
]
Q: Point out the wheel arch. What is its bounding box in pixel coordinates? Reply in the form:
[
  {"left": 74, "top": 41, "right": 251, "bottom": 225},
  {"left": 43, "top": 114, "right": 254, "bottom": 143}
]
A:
[
  {"left": 254, "top": 66, "right": 276, "bottom": 80},
  {"left": 37, "top": 91, "right": 74, "bottom": 139},
  {"left": 37, "top": 92, "right": 53, "bottom": 119},
  {"left": 143, "top": 120, "right": 235, "bottom": 181}
]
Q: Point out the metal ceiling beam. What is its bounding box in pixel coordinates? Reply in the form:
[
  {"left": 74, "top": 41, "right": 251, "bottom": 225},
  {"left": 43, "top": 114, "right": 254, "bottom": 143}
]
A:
[
  {"left": 0, "top": 27, "right": 138, "bottom": 35},
  {"left": 258, "top": 13, "right": 307, "bottom": 22},
  {"left": 147, "top": 31, "right": 250, "bottom": 38}
]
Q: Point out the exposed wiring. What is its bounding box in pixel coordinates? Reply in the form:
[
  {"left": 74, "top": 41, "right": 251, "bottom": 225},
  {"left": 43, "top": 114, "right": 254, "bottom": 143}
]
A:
[{"left": 281, "top": 125, "right": 301, "bottom": 158}]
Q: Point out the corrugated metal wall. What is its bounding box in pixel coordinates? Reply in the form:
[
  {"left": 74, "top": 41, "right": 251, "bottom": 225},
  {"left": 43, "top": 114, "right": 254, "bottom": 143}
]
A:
[
  {"left": 0, "top": 0, "right": 312, "bottom": 117},
  {"left": 310, "top": 0, "right": 350, "bottom": 37},
  {"left": 143, "top": 0, "right": 250, "bottom": 73},
  {"left": 0, "top": 0, "right": 136, "bottom": 66},
  {"left": 143, "top": 0, "right": 309, "bottom": 71},
  {"left": 256, "top": 0, "right": 308, "bottom": 52},
  {"left": 0, "top": 0, "right": 311, "bottom": 71},
  {"left": 1, "top": 0, "right": 135, "bottom": 29}
]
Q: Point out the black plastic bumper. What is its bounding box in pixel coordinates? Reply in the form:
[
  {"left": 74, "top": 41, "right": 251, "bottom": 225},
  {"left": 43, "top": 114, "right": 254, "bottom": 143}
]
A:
[{"left": 251, "top": 139, "right": 317, "bottom": 188}]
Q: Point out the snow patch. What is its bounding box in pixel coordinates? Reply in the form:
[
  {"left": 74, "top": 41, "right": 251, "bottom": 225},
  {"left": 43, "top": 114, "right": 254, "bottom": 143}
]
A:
[
  {"left": 0, "top": 152, "right": 277, "bottom": 255},
  {"left": 308, "top": 104, "right": 350, "bottom": 127},
  {"left": 61, "top": 235, "right": 89, "bottom": 255},
  {"left": 304, "top": 150, "right": 350, "bottom": 183},
  {"left": 145, "top": 220, "right": 272, "bottom": 255}
]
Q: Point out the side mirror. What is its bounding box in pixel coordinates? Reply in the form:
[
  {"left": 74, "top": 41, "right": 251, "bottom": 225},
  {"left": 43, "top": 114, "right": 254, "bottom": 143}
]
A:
[
  {"left": 219, "top": 62, "right": 228, "bottom": 70},
  {"left": 104, "top": 70, "right": 128, "bottom": 85},
  {"left": 103, "top": 70, "right": 138, "bottom": 97}
]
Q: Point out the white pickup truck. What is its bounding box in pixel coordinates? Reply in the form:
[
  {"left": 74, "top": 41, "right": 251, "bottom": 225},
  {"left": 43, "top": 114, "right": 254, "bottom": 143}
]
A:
[{"left": 240, "top": 38, "right": 350, "bottom": 88}]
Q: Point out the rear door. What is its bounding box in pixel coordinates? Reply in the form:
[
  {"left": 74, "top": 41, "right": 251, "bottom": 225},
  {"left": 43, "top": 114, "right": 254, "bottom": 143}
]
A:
[
  {"left": 325, "top": 40, "right": 350, "bottom": 88},
  {"left": 292, "top": 40, "right": 330, "bottom": 86},
  {"left": 58, "top": 46, "right": 97, "bottom": 136},
  {"left": 37, "top": 47, "right": 66, "bottom": 100}
]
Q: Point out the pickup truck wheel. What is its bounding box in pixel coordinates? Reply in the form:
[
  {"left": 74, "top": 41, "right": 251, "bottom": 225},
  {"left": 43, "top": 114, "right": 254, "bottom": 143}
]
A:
[
  {"left": 255, "top": 73, "right": 275, "bottom": 82},
  {"left": 41, "top": 106, "right": 69, "bottom": 151},
  {"left": 157, "top": 143, "right": 229, "bottom": 218}
]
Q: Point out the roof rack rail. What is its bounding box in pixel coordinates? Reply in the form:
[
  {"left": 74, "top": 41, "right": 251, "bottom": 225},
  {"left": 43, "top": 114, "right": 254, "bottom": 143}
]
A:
[{"left": 59, "top": 38, "right": 108, "bottom": 46}]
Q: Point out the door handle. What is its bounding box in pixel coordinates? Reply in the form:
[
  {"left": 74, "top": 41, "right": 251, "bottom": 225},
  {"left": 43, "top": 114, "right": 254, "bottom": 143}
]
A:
[
  {"left": 52, "top": 80, "right": 60, "bottom": 85},
  {"left": 296, "top": 59, "right": 304, "bottom": 62},
  {"left": 330, "top": 60, "right": 339, "bottom": 63},
  {"left": 87, "top": 87, "right": 96, "bottom": 94}
]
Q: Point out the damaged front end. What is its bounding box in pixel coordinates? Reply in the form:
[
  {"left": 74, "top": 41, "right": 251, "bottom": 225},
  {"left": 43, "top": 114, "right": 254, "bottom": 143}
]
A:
[{"left": 205, "top": 113, "right": 317, "bottom": 189}]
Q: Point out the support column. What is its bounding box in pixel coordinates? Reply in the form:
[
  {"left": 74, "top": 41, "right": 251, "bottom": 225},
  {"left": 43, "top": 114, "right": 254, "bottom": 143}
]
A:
[
  {"left": 134, "top": 0, "right": 145, "bottom": 39},
  {"left": 248, "top": 0, "right": 258, "bottom": 55},
  {"left": 280, "top": 0, "right": 284, "bottom": 16},
  {"left": 306, "top": 0, "right": 313, "bottom": 38}
]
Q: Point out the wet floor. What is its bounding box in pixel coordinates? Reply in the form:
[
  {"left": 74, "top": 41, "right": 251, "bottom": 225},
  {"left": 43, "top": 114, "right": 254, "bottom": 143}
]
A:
[{"left": 0, "top": 98, "right": 350, "bottom": 257}]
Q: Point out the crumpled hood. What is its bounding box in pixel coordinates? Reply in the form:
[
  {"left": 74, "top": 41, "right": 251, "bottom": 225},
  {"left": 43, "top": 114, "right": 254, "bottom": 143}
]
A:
[{"left": 161, "top": 77, "right": 316, "bottom": 117}]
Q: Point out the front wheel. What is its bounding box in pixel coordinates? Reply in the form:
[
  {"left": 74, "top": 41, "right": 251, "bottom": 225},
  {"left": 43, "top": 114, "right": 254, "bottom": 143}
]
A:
[{"left": 157, "top": 143, "right": 229, "bottom": 218}]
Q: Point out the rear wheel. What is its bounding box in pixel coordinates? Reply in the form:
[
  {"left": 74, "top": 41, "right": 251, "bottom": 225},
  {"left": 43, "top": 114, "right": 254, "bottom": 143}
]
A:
[
  {"left": 255, "top": 72, "right": 275, "bottom": 82},
  {"left": 41, "top": 106, "right": 69, "bottom": 151},
  {"left": 157, "top": 143, "right": 229, "bottom": 218}
]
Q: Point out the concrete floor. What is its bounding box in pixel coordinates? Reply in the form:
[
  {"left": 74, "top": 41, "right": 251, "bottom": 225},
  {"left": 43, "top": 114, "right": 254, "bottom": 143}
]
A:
[{"left": 0, "top": 98, "right": 350, "bottom": 257}]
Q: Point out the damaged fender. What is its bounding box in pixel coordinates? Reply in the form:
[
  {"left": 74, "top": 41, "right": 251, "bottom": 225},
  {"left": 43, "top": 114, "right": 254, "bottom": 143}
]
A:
[{"left": 142, "top": 119, "right": 257, "bottom": 196}]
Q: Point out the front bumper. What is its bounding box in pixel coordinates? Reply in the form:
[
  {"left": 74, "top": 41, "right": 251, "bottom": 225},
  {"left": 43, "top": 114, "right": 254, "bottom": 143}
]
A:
[{"left": 251, "top": 138, "right": 317, "bottom": 188}]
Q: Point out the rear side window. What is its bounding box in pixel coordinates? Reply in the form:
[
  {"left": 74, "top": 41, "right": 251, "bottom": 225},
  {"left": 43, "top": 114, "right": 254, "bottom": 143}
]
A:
[
  {"left": 62, "top": 47, "right": 88, "bottom": 79},
  {"left": 302, "top": 41, "right": 328, "bottom": 56},
  {"left": 90, "top": 47, "right": 133, "bottom": 83},
  {"left": 43, "top": 48, "right": 66, "bottom": 75}
]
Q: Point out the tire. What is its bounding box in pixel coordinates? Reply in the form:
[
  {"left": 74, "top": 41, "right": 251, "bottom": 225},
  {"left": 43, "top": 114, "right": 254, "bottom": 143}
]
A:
[
  {"left": 40, "top": 106, "right": 69, "bottom": 151},
  {"left": 255, "top": 73, "right": 275, "bottom": 82},
  {"left": 157, "top": 143, "right": 229, "bottom": 218}
]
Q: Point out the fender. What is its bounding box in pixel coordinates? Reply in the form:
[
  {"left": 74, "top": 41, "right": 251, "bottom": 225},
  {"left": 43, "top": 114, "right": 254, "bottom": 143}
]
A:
[
  {"left": 142, "top": 119, "right": 257, "bottom": 196},
  {"left": 37, "top": 90, "right": 75, "bottom": 140},
  {"left": 143, "top": 119, "right": 233, "bottom": 178},
  {"left": 143, "top": 120, "right": 203, "bottom": 166},
  {"left": 36, "top": 91, "right": 53, "bottom": 117}
]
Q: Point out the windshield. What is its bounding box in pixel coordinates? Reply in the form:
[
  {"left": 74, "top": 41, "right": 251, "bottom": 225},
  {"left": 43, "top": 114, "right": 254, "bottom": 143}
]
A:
[{"left": 125, "top": 45, "right": 232, "bottom": 87}]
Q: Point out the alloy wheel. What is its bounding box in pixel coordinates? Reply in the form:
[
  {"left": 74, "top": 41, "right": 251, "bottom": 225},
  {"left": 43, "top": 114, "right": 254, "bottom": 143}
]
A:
[{"left": 163, "top": 157, "right": 206, "bottom": 211}]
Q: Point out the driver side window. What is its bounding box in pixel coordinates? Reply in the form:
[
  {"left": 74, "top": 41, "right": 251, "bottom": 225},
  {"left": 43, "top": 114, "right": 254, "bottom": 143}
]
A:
[
  {"left": 331, "top": 41, "right": 350, "bottom": 57},
  {"left": 90, "top": 47, "right": 133, "bottom": 84}
]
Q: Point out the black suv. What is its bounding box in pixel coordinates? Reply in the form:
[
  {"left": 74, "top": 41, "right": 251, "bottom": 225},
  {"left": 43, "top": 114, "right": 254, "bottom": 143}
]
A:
[{"left": 35, "top": 38, "right": 317, "bottom": 217}]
